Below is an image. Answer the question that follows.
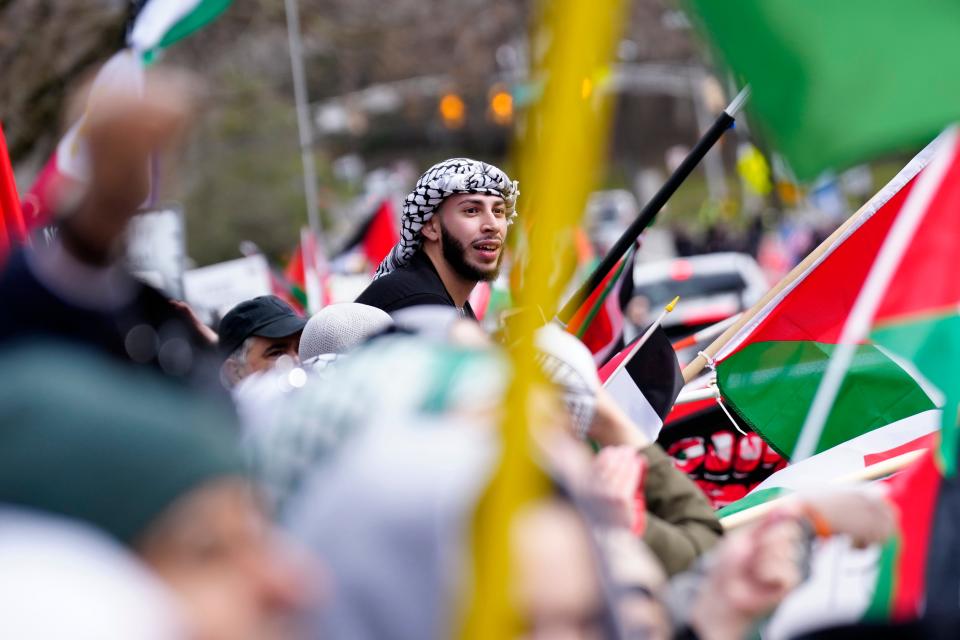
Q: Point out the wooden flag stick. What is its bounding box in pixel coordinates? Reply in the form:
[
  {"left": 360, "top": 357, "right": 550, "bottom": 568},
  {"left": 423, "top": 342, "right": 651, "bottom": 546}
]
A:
[
  {"left": 683, "top": 132, "right": 947, "bottom": 383},
  {"left": 720, "top": 448, "right": 926, "bottom": 530},
  {"left": 681, "top": 200, "right": 876, "bottom": 383}
]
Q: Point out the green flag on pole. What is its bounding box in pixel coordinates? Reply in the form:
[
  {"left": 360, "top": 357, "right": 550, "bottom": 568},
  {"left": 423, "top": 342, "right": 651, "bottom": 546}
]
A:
[
  {"left": 685, "top": 0, "right": 960, "bottom": 180},
  {"left": 129, "top": 0, "right": 234, "bottom": 63}
]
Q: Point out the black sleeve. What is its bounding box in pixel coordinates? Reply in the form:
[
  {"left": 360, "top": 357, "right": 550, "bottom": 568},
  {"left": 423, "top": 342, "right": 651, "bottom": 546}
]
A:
[{"left": 376, "top": 292, "right": 453, "bottom": 313}]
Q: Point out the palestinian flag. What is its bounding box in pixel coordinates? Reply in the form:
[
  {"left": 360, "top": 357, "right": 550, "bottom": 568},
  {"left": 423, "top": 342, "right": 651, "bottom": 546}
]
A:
[
  {"left": 863, "top": 449, "right": 943, "bottom": 621},
  {"left": 707, "top": 130, "right": 960, "bottom": 632},
  {"left": 270, "top": 264, "right": 306, "bottom": 315},
  {"left": 467, "top": 278, "right": 512, "bottom": 325},
  {"left": 566, "top": 246, "right": 634, "bottom": 365},
  {"left": 761, "top": 455, "right": 938, "bottom": 639},
  {"left": 775, "top": 451, "right": 960, "bottom": 632},
  {"left": 128, "top": 0, "right": 234, "bottom": 62},
  {"left": 599, "top": 324, "right": 684, "bottom": 442},
  {"left": 282, "top": 244, "right": 310, "bottom": 311},
  {"left": 335, "top": 200, "right": 400, "bottom": 271},
  {"left": 845, "top": 128, "right": 960, "bottom": 621},
  {"left": 285, "top": 228, "right": 332, "bottom": 314},
  {"left": 713, "top": 136, "right": 946, "bottom": 461},
  {"left": 866, "top": 138, "right": 960, "bottom": 475}
]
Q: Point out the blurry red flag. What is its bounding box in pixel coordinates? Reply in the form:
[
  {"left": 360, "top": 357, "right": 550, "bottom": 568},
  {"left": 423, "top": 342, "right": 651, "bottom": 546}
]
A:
[
  {"left": 284, "top": 229, "right": 332, "bottom": 313},
  {"left": 0, "top": 123, "right": 27, "bottom": 264},
  {"left": 362, "top": 200, "right": 399, "bottom": 268},
  {"left": 566, "top": 248, "right": 633, "bottom": 365},
  {"left": 335, "top": 199, "right": 400, "bottom": 272}
]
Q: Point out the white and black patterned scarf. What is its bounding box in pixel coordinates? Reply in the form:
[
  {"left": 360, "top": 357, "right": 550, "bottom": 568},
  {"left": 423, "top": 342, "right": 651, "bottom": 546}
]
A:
[{"left": 373, "top": 157, "right": 519, "bottom": 279}]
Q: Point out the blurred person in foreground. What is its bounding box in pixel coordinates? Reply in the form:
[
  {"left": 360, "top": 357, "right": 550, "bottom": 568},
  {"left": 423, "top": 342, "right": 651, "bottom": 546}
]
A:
[
  {"left": 235, "top": 307, "right": 503, "bottom": 514},
  {"left": 534, "top": 327, "right": 899, "bottom": 637},
  {"left": 273, "top": 320, "right": 896, "bottom": 639},
  {"left": 281, "top": 361, "right": 631, "bottom": 639},
  {"left": 356, "top": 158, "right": 518, "bottom": 318},
  {"left": 0, "top": 64, "right": 221, "bottom": 391},
  {"left": 219, "top": 295, "right": 307, "bottom": 387},
  {"left": 535, "top": 325, "right": 722, "bottom": 576},
  {"left": 669, "top": 490, "right": 896, "bottom": 640},
  {"left": 0, "top": 508, "right": 186, "bottom": 639},
  {"left": 536, "top": 418, "right": 896, "bottom": 639},
  {"left": 268, "top": 320, "right": 666, "bottom": 637},
  {"left": 0, "top": 344, "right": 308, "bottom": 640}
]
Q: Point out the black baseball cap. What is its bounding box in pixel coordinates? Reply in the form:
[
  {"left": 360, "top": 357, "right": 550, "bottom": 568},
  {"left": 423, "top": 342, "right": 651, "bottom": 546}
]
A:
[{"left": 218, "top": 295, "right": 307, "bottom": 358}]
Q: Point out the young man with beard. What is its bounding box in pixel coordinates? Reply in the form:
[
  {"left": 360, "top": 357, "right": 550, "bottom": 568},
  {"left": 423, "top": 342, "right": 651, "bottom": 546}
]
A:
[{"left": 355, "top": 158, "right": 518, "bottom": 319}]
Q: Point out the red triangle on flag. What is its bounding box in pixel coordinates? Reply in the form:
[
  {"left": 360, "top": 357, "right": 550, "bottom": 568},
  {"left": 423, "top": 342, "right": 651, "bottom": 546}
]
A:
[
  {"left": 0, "top": 122, "right": 26, "bottom": 263},
  {"left": 362, "top": 200, "right": 399, "bottom": 269}
]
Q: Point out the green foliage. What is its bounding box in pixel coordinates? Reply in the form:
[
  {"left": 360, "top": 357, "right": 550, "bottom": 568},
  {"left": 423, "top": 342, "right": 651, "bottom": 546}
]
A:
[{"left": 180, "top": 71, "right": 317, "bottom": 265}]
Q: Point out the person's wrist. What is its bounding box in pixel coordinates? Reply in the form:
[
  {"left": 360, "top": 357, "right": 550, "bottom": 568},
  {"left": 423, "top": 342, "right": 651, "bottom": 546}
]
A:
[
  {"left": 800, "top": 502, "right": 833, "bottom": 538},
  {"left": 58, "top": 216, "right": 115, "bottom": 266},
  {"left": 588, "top": 409, "right": 647, "bottom": 448}
]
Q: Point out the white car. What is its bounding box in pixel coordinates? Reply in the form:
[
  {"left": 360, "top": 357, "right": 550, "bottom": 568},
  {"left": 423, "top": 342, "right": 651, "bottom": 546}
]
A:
[{"left": 627, "top": 252, "right": 769, "bottom": 341}]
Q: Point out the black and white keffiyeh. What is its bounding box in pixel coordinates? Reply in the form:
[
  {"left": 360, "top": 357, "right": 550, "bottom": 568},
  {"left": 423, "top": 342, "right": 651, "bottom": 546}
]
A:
[{"left": 373, "top": 157, "right": 519, "bottom": 279}]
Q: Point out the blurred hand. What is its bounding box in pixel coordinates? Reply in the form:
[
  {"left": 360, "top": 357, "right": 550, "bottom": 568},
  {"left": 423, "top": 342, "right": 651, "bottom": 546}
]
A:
[
  {"left": 691, "top": 512, "right": 806, "bottom": 640},
  {"left": 170, "top": 300, "right": 218, "bottom": 346},
  {"left": 796, "top": 489, "right": 896, "bottom": 548},
  {"left": 85, "top": 65, "right": 196, "bottom": 198},
  {"left": 588, "top": 386, "right": 650, "bottom": 449},
  {"left": 585, "top": 445, "right": 645, "bottom": 532},
  {"left": 66, "top": 64, "right": 198, "bottom": 262}
]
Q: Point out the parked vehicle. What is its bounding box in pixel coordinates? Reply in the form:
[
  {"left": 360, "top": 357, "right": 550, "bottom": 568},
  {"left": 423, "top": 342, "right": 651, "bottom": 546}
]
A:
[{"left": 625, "top": 252, "right": 769, "bottom": 343}]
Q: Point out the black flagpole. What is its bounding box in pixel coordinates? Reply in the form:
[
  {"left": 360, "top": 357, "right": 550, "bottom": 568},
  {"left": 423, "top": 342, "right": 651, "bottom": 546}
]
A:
[{"left": 556, "top": 86, "right": 751, "bottom": 325}]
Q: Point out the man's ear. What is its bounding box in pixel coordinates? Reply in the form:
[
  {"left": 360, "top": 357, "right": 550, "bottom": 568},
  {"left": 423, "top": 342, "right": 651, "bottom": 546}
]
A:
[
  {"left": 421, "top": 214, "right": 441, "bottom": 242},
  {"left": 221, "top": 359, "right": 243, "bottom": 387}
]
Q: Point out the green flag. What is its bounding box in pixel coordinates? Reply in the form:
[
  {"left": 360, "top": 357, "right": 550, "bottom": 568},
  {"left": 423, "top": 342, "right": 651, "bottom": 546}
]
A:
[
  {"left": 685, "top": 0, "right": 960, "bottom": 180},
  {"left": 129, "top": 0, "right": 233, "bottom": 63}
]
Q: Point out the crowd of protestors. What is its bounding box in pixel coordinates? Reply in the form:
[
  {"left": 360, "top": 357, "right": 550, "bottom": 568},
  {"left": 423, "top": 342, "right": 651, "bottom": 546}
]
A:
[{"left": 0, "top": 65, "right": 913, "bottom": 639}]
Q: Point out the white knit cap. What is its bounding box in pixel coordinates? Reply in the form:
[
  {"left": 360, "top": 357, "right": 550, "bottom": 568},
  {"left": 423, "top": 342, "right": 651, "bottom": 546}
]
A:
[
  {"left": 534, "top": 324, "right": 601, "bottom": 439},
  {"left": 298, "top": 303, "right": 393, "bottom": 360}
]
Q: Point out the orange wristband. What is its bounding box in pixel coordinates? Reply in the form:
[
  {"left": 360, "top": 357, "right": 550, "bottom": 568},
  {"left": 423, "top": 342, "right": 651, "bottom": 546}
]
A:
[{"left": 802, "top": 503, "right": 832, "bottom": 538}]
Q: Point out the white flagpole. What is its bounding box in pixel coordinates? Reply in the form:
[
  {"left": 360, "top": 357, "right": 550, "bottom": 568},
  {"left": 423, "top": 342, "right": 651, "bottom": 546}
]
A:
[
  {"left": 671, "top": 313, "right": 742, "bottom": 351},
  {"left": 674, "top": 384, "right": 720, "bottom": 405}
]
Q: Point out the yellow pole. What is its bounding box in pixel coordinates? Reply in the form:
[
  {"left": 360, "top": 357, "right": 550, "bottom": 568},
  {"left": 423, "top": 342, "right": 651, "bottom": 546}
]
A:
[{"left": 457, "top": 0, "right": 627, "bottom": 637}]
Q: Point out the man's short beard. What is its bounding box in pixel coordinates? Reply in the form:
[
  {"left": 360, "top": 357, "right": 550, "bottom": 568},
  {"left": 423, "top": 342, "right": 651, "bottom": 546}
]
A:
[{"left": 438, "top": 218, "right": 502, "bottom": 283}]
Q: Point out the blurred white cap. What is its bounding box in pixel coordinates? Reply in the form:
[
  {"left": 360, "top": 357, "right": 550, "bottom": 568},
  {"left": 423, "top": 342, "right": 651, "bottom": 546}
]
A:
[
  {"left": 534, "top": 324, "right": 601, "bottom": 439},
  {"left": 299, "top": 303, "right": 393, "bottom": 360}
]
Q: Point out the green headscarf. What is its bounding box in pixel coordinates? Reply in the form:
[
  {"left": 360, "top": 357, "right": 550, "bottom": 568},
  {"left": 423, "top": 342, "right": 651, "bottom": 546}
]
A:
[{"left": 0, "top": 342, "right": 246, "bottom": 545}]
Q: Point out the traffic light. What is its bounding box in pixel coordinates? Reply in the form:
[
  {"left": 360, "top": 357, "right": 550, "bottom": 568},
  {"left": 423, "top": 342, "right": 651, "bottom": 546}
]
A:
[
  {"left": 488, "top": 85, "right": 513, "bottom": 125},
  {"left": 439, "top": 93, "right": 466, "bottom": 129}
]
